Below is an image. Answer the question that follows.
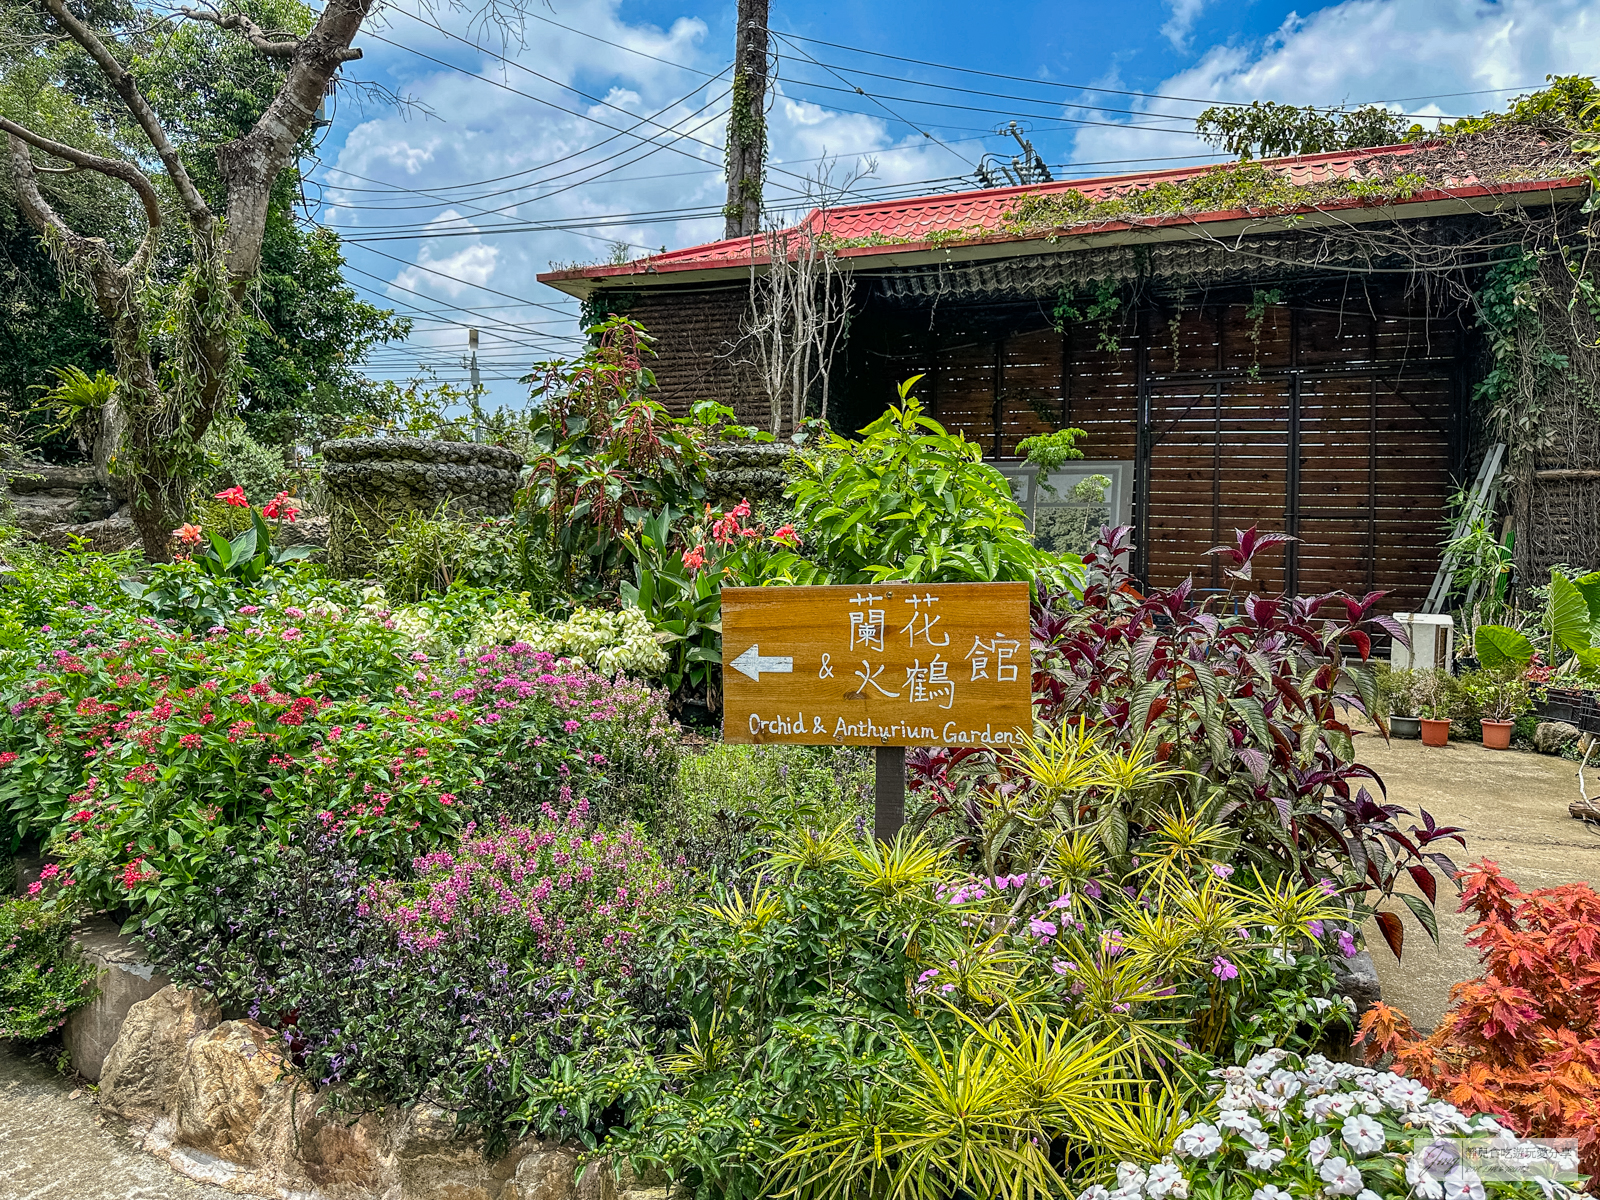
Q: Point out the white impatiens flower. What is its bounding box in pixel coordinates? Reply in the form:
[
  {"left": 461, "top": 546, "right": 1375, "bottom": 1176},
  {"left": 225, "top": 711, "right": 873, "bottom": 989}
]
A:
[
  {"left": 1109, "top": 1186, "right": 1143, "bottom": 1200},
  {"left": 1407, "top": 1151, "right": 1447, "bottom": 1200},
  {"left": 1308, "top": 1135, "right": 1334, "bottom": 1166},
  {"left": 1318, "top": 1156, "right": 1365, "bottom": 1196},
  {"left": 1357, "top": 1190, "right": 1383, "bottom": 1200},
  {"left": 1218, "top": 1108, "right": 1264, "bottom": 1134},
  {"left": 1078, "top": 1187, "right": 1111, "bottom": 1200},
  {"left": 1145, "top": 1160, "right": 1189, "bottom": 1200},
  {"left": 1173, "top": 1123, "right": 1223, "bottom": 1159},
  {"left": 1253, "top": 1188, "right": 1293, "bottom": 1200},
  {"left": 1241, "top": 1128, "right": 1271, "bottom": 1152},
  {"left": 1117, "top": 1163, "right": 1149, "bottom": 1193},
  {"left": 1245, "top": 1147, "right": 1287, "bottom": 1171},
  {"left": 1341, "top": 1113, "right": 1386, "bottom": 1157},
  {"left": 1441, "top": 1165, "right": 1486, "bottom": 1200}
]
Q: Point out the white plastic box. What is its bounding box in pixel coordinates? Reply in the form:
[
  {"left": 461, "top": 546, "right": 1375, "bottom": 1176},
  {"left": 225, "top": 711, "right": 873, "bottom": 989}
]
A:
[{"left": 1388, "top": 612, "right": 1455, "bottom": 672}]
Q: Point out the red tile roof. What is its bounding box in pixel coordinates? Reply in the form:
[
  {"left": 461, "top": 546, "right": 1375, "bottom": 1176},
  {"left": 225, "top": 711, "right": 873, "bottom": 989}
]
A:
[{"left": 538, "top": 140, "right": 1582, "bottom": 291}]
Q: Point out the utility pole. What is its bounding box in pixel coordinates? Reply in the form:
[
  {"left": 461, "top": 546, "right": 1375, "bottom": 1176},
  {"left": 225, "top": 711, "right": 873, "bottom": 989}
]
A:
[{"left": 723, "top": 0, "right": 769, "bottom": 239}]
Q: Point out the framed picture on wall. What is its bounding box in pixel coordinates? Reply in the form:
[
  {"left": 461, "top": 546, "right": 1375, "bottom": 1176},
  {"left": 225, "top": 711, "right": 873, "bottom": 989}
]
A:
[{"left": 993, "top": 460, "right": 1134, "bottom": 558}]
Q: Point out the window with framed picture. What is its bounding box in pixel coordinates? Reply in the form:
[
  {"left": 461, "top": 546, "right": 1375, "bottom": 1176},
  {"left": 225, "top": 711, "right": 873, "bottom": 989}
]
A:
[{"left": 993, "top": 460, "right": 1134, "bottom": 558}]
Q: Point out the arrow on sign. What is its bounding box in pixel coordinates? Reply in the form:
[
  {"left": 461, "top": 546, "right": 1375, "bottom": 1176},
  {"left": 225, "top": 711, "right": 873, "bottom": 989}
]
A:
[{"left": 730, "top": 644, "right": 794, "bottom": 682}]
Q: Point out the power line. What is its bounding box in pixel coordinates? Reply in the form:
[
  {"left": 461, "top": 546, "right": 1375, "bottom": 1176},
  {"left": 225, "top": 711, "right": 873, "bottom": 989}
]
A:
[
  {"left": 773, "top": 53, "right": 1472, "bottom": 124},
  {"left": 768, "top": 32, "right": 976, "bottom": 168},
  {"left": 773, "top": 30, "right": 1543, "bottom": 112}
]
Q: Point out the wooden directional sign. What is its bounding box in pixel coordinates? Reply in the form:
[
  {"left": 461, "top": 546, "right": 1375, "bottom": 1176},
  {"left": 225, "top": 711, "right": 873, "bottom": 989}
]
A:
[{"left": 720, "top": 582, "right": 1033, "bottom": 748}]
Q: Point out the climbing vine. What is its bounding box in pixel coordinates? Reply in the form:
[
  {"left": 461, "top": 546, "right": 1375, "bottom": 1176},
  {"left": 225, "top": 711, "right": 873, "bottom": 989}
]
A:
[
  {"left": 722, "top": 68, "right": 768, "bottom": 229},
  {"left": 1243, "top": 288, "right": 1285, "bottom": 381},
  {"left": 1052, "top": 280, "right": 1123, "bottom": 353}
]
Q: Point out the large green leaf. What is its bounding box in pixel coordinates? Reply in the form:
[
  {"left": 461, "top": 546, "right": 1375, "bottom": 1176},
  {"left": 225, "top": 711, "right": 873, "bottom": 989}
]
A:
[
  {"left": 1473, "top": 624, "right": 1535, "bottom": 670},
  {"left": 1549, "top": 570, "right": 1595, "bottom": 655}
]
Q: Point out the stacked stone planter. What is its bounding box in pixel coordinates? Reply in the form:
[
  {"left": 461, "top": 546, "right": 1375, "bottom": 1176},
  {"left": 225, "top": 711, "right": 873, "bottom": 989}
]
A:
[
  {"left": 702, "top": 441, "right": 796, "bottom": 512},
  {"left": 321, "top": 437, "right": 524, "bottom": 578}
]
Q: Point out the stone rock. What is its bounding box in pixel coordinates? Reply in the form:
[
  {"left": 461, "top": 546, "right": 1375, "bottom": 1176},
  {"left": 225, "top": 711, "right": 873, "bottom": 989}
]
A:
[
  {"left": 511, "top": 1146, "right": 581, "bottom": 1200},
  {"left": 64, "top": 918, "right": 172, "bottom": 1082},
  {"left": 10, "top": 850, "right": 46, "bottom": 897},
  {"left": 37, "top": 514, "right": 142, "bottom": 554},
  {"left": 173, "top": 1019, "right": 311, "bottom": 1170},
  {"left": 384, "top": 1101, "right": 525, "bottom": 1200},
  {"left": 99, "top": 984, "right": 221, "bottom": 1123},
  {"left": 292, "top": 1095, "right": 388, "bottom": 1199},
  {"left": 1332, "top": 950, "right": 1382, "bottom": 1016},
  {"left": 1534, "top": 720, "right": 1582, "bottom": 754}
]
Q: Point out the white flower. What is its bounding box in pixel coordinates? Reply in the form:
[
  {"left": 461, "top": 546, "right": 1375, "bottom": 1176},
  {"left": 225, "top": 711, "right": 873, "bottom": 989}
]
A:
[
  {"left": 1245, "top": 1052, "right": 1284, "bottom": 1077},
  {"left": 1264, "top": 1069, "right": 1304, "bottom": 1101},
  {"left": 1472, "top": 1115, "right": 1505, "bottom": 1134},
  {"left": 1241, "top": 1128, "right": 1271, "bottom": 1151},
  {"left": 1219, "top": 1109, "right": 1264, "bottom": 1134},
  {"left": 1146, "top": 1160, "right": 1188, "bottom": 1200},
  {"left": 1408, "top": 1144, "right": 1451, "bottom": 1200},
  {"left": 1246, "top": 1148, "right": 1287, "bottom": 1171},
  {"left": 1078, "top": 1187, "right": 1111, "bottom": 1200},
  {"left": 1441, "top": 1165, "right": 1485, "bottom": 1200},
  {"left": 1117, "top": 1163, "right": 1148, "bottom": 1193},
  {"left": 1173, "top": 1123, "right": 1223, "bottom": 1159},
  {"left": 1309, "top": 1135, "right": 1334, "bottom": 1166},
  {"left": 1319, "top": 1156, "right": 1365, "bottom": 1196},
  {"left": 1253, "top": 1188, "right": 1293, "bottom": 1200},
  {"left": 1357, "top": 1191, "right": 1383, "bottom": 1200},
  {"left": 1109, "top": 1186, "right": 1143, "bottom": 1200},
  {"left": 1341, "top": 1114, "right": 1386, "bottom": 1157}
]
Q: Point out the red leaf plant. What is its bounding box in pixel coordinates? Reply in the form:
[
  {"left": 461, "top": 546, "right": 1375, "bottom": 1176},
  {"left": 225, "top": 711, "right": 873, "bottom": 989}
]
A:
[{"left": 1357, "top": 859, "right": 1600, "bottom": 1185}]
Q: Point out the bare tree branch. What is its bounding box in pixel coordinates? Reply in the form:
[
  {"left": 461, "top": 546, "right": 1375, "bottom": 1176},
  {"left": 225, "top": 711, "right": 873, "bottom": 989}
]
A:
[
  {"left": 175, "top": 3, "right": 305, "bottom": 57},
  {"left": 0, "top": 121, "right": 163, "bottom": 278},
  {"left": 40, "top": 0, "right": 213, "bottom": 232}
]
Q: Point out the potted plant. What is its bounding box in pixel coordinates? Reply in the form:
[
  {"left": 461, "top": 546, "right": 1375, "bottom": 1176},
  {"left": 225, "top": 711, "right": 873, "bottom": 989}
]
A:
[
  {"left": 1414, "top": 669, "right": 1453, "bottom": 747},
  {"left": 1376, "top": 665, "right": 1422, "bottom": 739},
  {"left": 1463, "top": 667, "right": 1532, "bottom": 750}
]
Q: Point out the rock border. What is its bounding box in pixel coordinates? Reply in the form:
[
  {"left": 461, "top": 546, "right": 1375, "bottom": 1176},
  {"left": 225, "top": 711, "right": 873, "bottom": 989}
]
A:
[{"left": 97, "top": 984, "right": 672, "bottom": 1200}]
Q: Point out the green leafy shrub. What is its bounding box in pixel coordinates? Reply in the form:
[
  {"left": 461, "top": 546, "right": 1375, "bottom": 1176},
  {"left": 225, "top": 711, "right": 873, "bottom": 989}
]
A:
[
  {"left": 660, "top": 743, "right": 872, "bottom": 876},
  {"left": 374, "top": 510, "right": 562, "bottom": 606},
  {"left": 789, "top": 379, "right": 1080, "bottom": 588},
  {"left": 0, "top": 897, "right": 96, "bottom": 1040},
  {"left": 523, "top": 318, "right": 707, "bottom": 595}
]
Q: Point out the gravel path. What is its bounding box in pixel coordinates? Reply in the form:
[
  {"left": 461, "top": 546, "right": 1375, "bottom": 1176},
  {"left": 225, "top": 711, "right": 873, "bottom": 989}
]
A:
[{"left": 0, "top": 1040, "right": 268, "bottom": 1200}]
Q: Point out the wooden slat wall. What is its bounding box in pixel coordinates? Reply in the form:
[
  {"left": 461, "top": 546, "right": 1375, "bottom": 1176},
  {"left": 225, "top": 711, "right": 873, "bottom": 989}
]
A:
[{"left": 1148, "top": 382, "right": 1291, "bottom": 594}]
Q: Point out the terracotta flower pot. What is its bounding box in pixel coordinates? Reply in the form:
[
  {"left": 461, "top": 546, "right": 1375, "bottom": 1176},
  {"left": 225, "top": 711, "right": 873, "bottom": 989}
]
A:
[
  {"left": 1419, "top": 717, "right": 1450, "bottom": 747},
  {"left": 1480, "top": 718, "right": 1514, "bottom": 750}
]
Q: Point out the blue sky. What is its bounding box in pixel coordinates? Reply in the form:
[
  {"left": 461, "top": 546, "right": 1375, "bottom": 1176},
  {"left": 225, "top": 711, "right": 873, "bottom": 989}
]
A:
[{"left": 307, "top": 0, "right": 1600, "bottom": 405}]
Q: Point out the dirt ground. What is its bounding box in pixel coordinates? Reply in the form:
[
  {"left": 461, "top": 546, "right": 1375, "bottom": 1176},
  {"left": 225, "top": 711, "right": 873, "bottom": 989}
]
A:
[{"left": 1353, "top": 732, "right": 1600, "bottom": 1031}]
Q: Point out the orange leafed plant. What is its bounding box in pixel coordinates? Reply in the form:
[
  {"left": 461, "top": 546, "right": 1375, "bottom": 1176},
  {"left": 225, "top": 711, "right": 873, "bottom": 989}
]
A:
[{"left": 1357, "top": 859, "right": 1600, "bottom": 1184}]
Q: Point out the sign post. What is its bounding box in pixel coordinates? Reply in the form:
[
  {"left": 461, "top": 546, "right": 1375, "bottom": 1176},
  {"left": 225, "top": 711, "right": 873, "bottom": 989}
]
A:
[{"left": 720, "top": 582, "right": 1034, "bottom": 839}]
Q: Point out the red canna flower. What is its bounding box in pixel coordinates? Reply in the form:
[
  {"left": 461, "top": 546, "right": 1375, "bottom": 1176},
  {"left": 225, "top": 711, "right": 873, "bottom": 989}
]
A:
[
  {"left": 214, "top": 485, "right": 249, "bottom": 507},
  {"left": 681, "top": 545, "right": 706, "bottom": 571}
]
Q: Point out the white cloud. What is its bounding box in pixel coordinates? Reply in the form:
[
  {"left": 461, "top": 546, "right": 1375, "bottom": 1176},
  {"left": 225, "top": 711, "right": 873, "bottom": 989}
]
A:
[
  {"left": 319, "top": 0, "right": 974, "bottom": 400},
  {"left": 1072, "top": 0, "right": 1600, "bottom": 163},
  {"left": 1161, "top": 0, "right": 1211, "bottom": 51}
]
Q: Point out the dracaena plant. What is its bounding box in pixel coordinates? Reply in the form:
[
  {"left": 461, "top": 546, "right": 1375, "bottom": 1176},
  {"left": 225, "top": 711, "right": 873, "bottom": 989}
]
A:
[{"left": 1023, "top": 525, "right": 1466, "bottom": 958}]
